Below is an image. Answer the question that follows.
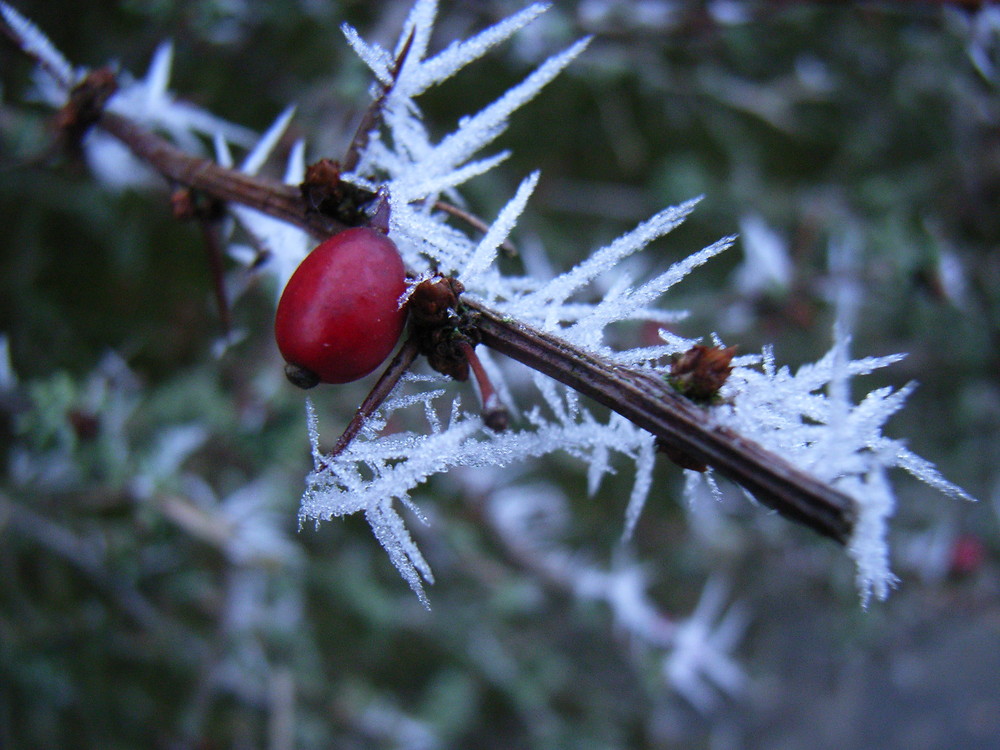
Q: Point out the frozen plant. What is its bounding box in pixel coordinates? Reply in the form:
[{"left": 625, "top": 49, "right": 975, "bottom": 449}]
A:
[
  {"left": 286, "top": 0, "right": 975, "bottom": 607},
  {"left": 0, "top": 0, "right": 975, "bottom": 618}
]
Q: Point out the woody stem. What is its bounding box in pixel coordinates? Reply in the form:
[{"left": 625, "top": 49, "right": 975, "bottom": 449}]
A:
[{"left": 328, "top": 338, "right": 420, "bottom": 459}]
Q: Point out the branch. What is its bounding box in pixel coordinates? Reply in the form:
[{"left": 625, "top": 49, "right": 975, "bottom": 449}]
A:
[
  {"left": 94, "top": 109, "right": 856, "bottom": 544},
  {"left": 469, "top": 301, "right": 856, "bottom": 543},
  {"left": 98, "top": 112, "right": 348, "bottom": 240}
]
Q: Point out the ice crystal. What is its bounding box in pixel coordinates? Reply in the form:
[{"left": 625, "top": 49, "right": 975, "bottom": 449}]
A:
[
  {"left": 700, "top": 236, "right": 976, "bottom": 602},
  {"left": 663, "top": 577, "right": 748, "bottom": 712},
  {"left": 0, "top": 2, "right": 75, "bottom": 90},
  {"left": 214, "top": 108, "right": 313, "bottom": 295}
]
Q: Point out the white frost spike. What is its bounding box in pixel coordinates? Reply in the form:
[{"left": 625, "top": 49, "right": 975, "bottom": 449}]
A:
[
  {"left": 366, "top": 500, "right": 434, "bottom": 610},
  {"left": 340, "top": 22, "right": 394, "bottom": 85},
  {"left": 462, "top": 171, "right": 539, "bottom": 283},
  {"left": 569, "top": 235, "right": 734, "bottom": 349},
  {"left": 213, "top": 132, "right": 234, "bottom": 169},
  {"left": 423, "top": 37, "right": 590, "bottom": 178},
  {"left": 845, "top": 465, "right": 899, "bottom": 606},
  {"left": 215, "top": 118, "right": 311, "bottom": 293},
  {"left": 105, "top": 40, "right": 257, "bottom": 152},
  {"left": 524, "top": 198, "right": 701, "bottom": 324},
  {"left": 621, "top": 436, "right": 657, "bottom": 542},
  {"left": 664, "top": 578, "right": 747, "bottom": 712},
  {"left": 894, "top": 447, "right": 976, "bottom": 503},
  {"left": 404, "top": 3, "right": 552, "bottom": 96},
  {"left": 0, "top": 2, "right": 76, "bottom": 89},
  {"left": 734, "top": 213, "right": 792, "bottom": 295},
  {"left": 394, "top": 151, "right": 510, "bottom": 206},
  {"left": 397, "top": 0, "right": 439, "bottom": 66},
  {"left": 144, "top": 41, "right": 174, "bottom": 110},
  {"left": 241, "top": 106, "right": 296, "bottom": 174},
  {"left": 284, "top": 139, "right": 306, "bottom": 184}
]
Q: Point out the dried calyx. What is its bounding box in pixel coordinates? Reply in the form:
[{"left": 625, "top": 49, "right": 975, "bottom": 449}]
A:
[
  {"left": 299, "top": 158, "right": 376, "bottom": 226},
  {"left": 409, "top": 277, "right": 507, "bottom": 431},
  {"left": 667, "top": 344, "right": 737, "bottom": 403}
]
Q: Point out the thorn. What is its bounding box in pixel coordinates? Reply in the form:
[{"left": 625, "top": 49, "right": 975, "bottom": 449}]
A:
[
  {"left": 368, "top": 187, "right": 391, "bottom": 234},
  {"left": 171, "top": 186, "right": 231, "bottom": 335},
  {"left": 342, "top": 26, "right": 416, "bottom": 172}
]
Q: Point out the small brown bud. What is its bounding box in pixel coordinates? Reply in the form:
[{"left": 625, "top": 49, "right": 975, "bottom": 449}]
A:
[
  {"left": 55, "top": 68, "right": 118, "bottom": 152},
  {"left": 300, "top": 159, "right": 376, "bottom": 224},
  {"left": 301, "top": 159, "right": 342, "bottom": 212},
  {"left": 409, "top": 277, "right": 464, "bottom": 326},
  {"left": 668, "top": 344, "right": 737, "bottom": 403}
]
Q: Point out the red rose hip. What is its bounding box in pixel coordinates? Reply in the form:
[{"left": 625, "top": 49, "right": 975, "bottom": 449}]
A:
[{"left": 275, "top": 228, "right": 408, "bottom": 386}]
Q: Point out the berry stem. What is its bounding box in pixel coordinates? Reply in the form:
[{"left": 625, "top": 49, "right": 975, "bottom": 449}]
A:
[
  {"left": 458, "top": 341, "right": 508, "bottom": 432},
  {"left": 328, "top": 338, "right": 420, "bottom": 460}
]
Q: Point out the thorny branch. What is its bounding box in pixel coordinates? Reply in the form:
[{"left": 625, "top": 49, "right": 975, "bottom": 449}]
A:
[
  {"left": 94, "top": 108, "right": 858, "bottom": 544},
  {"left": 98, "top": 112, "right": 349, "bottom": 240},
  {"left": 0, "top": 29, "right": 858, "bottom": 544},
  {"left": 470, "top": 302, "right": 855, "bottom": 542}
]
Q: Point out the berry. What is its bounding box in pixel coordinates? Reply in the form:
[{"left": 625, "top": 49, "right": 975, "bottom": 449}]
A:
[{"left": 275, "top": 228, "right": 408, "bottom": 386}]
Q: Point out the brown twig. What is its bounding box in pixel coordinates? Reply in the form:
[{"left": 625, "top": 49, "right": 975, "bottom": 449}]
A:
[
  {"left": 327, "top": 338, "right": 420, "bottom": 461},
  {"left": 98, "top": 111, "right": 349, "bottom": 240},
  {"left": 467, "top": 300, "right": 856, "bottom": 543}
]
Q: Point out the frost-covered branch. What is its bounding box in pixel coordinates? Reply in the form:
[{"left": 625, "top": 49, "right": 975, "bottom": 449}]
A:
[
  {"left": 55, "top": 72, "right": 858, "bottom": 542},
  {"left": 0, "top": 0, "right": 974, "bottom": 611}
]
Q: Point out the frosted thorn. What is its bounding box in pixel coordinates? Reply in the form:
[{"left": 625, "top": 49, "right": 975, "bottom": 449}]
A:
[
  {"left": 342, "top": 26, "right": 416, "bottom": 172},
  {"left": 427, "top": 199, "right": 518, "bottom": 257}
]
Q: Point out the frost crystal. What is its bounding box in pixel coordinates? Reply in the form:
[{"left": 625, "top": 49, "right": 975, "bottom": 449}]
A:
[
  {"left": 293, "top": 2, "right": 973, "bottom": 607},
  {"left": 0, "top": 2, "right": 76, "bottom": 90},
  {"left": 214, "top": 108, "right": 313, "bottom": 295},
  {"left": 487, "top": 483, "right": 746, "bottom": 711}
]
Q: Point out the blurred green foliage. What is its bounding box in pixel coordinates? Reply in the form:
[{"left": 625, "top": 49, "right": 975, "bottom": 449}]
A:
[{"left": 1, "top": 2, "right": 998, "bottom": 748}]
